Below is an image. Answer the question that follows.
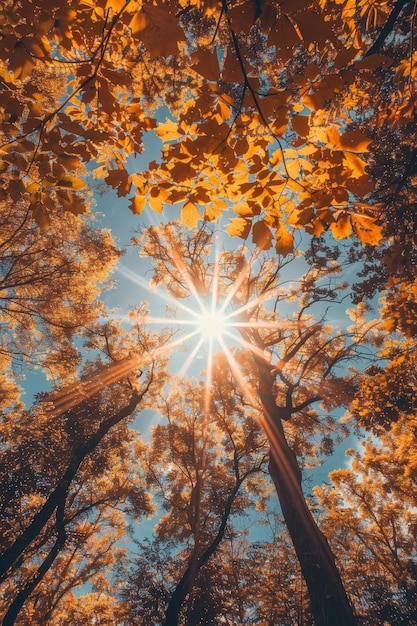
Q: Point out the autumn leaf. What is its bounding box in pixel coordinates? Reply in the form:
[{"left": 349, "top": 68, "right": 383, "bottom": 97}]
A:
[
  {"left": 156, "top": 119, "right": 184, "bottom": 141},
  {"left": 339, "top": 129, "right": 372, "bottom": 153},
  {"left": 226, "top": 217, "right": 251, "bottom": 239},
  {"left": 180, "top": 202, "right": 200, "bottom": 228},
  {"left": 56, "top": 175, "right": 87, "bottom": 190},
  {"left": 8, "top": 42, "right": 36, "bottom": 80},
  {"left": 222, "top": 49, "right": 242, "bottom": 83},
  {"left": 148, "top": 195, "right": 163, "bottom": 213},
  {"left": 351, "top": 213, "right": 383, "bottom": 245},
  {"left": 268, "top": 16, "right": 301, "bottom": 61},
  {"left": 56, "top": 190, "right": 87, "bottom": 214},
  {"left": 330, "top": 212, "right": 351, "bottom": 240},
  {"left": 191, "top": 49, "right": 219, "bottom": 81},
  {"left": 31, "top": 202, "right": 50, "bottom": 228},
  {"left": 227, "top": 3, "right": 259, "bottom": 32},
  {"left": 129, "top": 193, "right": 146, "bottom": 214},
  {"left": 343, "top": 152, "right": 367, "bottom": 178},
  {"left": 133, "top": 4, "right": 186, "bottom": 58},
  {"left": 105, "top": 169, "right": 132, "bottom": 197},
  {"left": 252, "top": 220, "right": 273, "bottom": 250},
  {"left": 292, "top": 115, "right": 309, "bottom": 137},
  {"left": 275, "top": 222, "right": 294, "bottom": 256}
]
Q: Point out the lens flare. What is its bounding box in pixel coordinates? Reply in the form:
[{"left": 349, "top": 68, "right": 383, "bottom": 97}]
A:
[{"left": 195, "top": 307, "right": 227, "bottom": 341}]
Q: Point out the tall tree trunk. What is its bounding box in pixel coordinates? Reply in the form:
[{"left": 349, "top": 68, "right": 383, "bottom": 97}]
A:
[
  {"left": 0, "top": 391, "right": 140, "bottom": 582},
  {"left": 258, "top": 366, "right": 357, "bottom": 626},
  {"left": 163, "top": 468, "right": 261, "bottom": 625},
  {"left": 2, "top": 500, "right": 68, "bottom": 626}
]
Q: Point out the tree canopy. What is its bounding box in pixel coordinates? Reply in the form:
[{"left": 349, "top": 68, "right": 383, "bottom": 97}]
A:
[{"left": 1, "top": 0, "right": 417, "bottom": 624}]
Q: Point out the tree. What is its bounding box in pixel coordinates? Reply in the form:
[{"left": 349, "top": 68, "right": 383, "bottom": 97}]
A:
[
  {"left": 126, "top": 373, "right": 270, "bottom": 625},
  {"left": 136, "top": 222, "right": 374, "bottom": 624},
  {"left": 0, "top": 200, "right": 120, "bottom": 409},
  {"left": 315, "top": 410, "right": 417, "bottom": 624},
  {"left": 0, "top": 315, "right": 169, "bottom": 625}
]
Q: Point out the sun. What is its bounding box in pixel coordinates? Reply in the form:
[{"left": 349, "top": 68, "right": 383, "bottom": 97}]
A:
[{"left": 195, "top": 306, "right": 228, "bottom": 342}]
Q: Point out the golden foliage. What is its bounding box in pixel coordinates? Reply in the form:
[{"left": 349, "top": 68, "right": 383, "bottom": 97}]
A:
[{"left": 1, "top": 0, "right": 410, "bottom": 252}]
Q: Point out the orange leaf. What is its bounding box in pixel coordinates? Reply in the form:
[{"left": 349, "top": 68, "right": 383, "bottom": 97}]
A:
[
  {"left": 192, "top": 49, "right": 219, "bottom": 81},
  {"left": 129, "top": 11, "right": 147, "bottom": 34},
  {"left": 343, "top": 152, "right": 367, "bottom": 178},
  {"left": 275, "top": 223, "right": 294, "bottom": 256},
  {"left": 339, "top": 129, "right": 371, "bottom": 153},
  {"left": 292, "top": 115, "right": 309, "bottom": 137},
  {"left": 351, "top": 214, "right": 382, "bottom": 245},
  {"left": 330, "top": 212, "right": 352, "bottom": 240},
  {"left": 148, "top": 195, "right": 163, "bottom": 213},
  {"left": 31, "top": 202, "right": 50, "bottom": 229}
]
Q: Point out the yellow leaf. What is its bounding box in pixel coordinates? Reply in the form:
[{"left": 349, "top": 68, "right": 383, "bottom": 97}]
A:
[
  {"left": 234, "top": 202, "right": 255, "bottom": 216},
  {"left": 181, "top": 202, "right": 200, "bottom": 228},
  {"left": 129, "top": 193, "right": 146, "bottom": 214},
  {"left": 226, "top": 217, "right": 251, "bottom": 239},
  {"left": 56, "top": 175, "right": 87, "bottom": 190},
  {"left": 148, "top": 195, "right": 163, "bottom": 213},
  {"left": 285, "top": 159, "right": 300, "bottom": 178},
  {"left": 204, "top": 203, "right": 223, "bottom": 221},
  {"left": 156, "top": 118, "right": 184, "bottom": 141}
]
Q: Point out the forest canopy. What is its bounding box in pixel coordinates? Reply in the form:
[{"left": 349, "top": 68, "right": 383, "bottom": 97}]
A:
[{"left": 1, "top": 0, "right": 416, "bottom": 625}]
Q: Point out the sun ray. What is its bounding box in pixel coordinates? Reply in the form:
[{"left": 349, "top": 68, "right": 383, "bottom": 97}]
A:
[
  {"left": 217, "top": 337, "right": 260, "bottom": 408},
  {"left": 178, "top": 334, "right": 206, "bottom": 376},
  {"left": 117, "top": 242, "right": 285, "bottom": 424}
]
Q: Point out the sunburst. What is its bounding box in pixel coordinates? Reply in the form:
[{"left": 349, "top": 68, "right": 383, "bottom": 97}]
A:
[
  {"left": 46, "top": 240, "right": 277, "bottom": 416},
  {"left": 129, "top": 241, "right": 278, "bottom": 413}
]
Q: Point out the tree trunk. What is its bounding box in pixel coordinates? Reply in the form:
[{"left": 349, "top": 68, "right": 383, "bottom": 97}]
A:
[
  {"left": 163, "top": 477, "right": 248, "bottom": 625},
  {"left": 0, "top": 391, "right": 140, "bottom": 581},
  {"left": 259, "top": 374, "right": 357, "bottom": 626}
]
